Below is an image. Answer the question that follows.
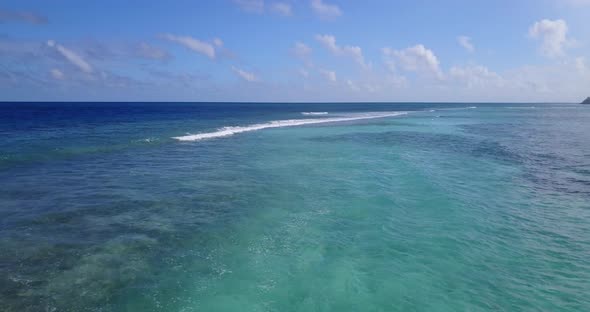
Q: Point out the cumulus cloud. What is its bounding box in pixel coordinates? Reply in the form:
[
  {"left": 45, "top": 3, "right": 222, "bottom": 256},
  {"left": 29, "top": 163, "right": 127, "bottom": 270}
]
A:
[
  {"left": 315, "top": 34, "right": 369, "bottom": 68},
  {"left": 310, "top": 0, "right": 341, "bottom": 19},
  {"left": 503, "top": 59, "right": 590, "bottom": 98},
  {"left": 0, "top": 10, "right": 48, "bottom": 24},
  {"left": 315, "top": 34, "right": 340, "bottom": 53},
  {"left": 449, "top": 65, "right": 503, "bottom": 88},
  {"left": 457, "top": 36, "right": 474, "bottom": 53},
  {"left": 346, "top": 80, "right": 382, "bottom": 93},
  {"left": 160, "top": 34, "right": 217, "bottom": 59},
  {"left": 320, "top": 69, "right": 336, "bottom": 82},
  {"left": 529, "top": 19, "right": 572, "bottom": 58},
  {"left": 270, "top": 2, "right": 292, "bottom": 16},
  {"left": 292, "top": 42, "right": 313, "bottom": 68},
  {"left": 232, "top": 66, "right": 258, "bottom": 82},
  {"left": 574, "top": 57, "right": 586, "bottom": 74},
  {"left": 47, "top": 40, "right": 93, "bottom": 73},
  {"left": 385, "top": 74, "right": 409, "bottom": 88},
  {"left": 346, "top": 79, "right": 360, "bottom": 91},
  {"left": 293, "top": 42, "right": 312, "bottom": 58},
  {"left": 382, "top": 44, "right": 443, "bottom": 79}
]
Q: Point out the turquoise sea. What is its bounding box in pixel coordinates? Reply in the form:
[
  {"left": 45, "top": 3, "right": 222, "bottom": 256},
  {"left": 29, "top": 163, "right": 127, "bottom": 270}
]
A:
[{"left": 0, "top": 102, "right": 589, "bottom": 311}]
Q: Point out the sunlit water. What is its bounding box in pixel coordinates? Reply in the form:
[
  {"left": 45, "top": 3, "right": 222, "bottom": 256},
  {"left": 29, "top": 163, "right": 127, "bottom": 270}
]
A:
[{"left": 1, "top": 103, "right": 589, "bottom": 311}]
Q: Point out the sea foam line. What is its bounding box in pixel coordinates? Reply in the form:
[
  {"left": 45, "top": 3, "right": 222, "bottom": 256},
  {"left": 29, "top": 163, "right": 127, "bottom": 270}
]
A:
[
  {"left": 301, "top": 111, "right": 329, "bottom": 115},
  {"left": 173, "top": 111, "right": 407, "bottom": 141}
]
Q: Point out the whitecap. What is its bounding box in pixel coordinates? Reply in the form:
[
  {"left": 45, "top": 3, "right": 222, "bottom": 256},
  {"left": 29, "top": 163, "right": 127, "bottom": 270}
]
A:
[
  {"left": 173, "top": 112, "right": 407, "bottom": 142},
  {"left": 301, "top": 112, "right": 329, "bottom": 115}
]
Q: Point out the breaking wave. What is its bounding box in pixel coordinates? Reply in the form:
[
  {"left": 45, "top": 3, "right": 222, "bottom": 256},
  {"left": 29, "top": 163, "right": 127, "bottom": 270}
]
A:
[
  {"left": 173, "top": 112, "right": 407, "bottom": 141},
  {"left": 301, "top": 112, "right": 329, "bottom": 115}
]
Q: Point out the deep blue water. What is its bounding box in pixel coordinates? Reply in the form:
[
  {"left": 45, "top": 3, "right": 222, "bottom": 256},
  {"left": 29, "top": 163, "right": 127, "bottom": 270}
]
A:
[{"left": 1, "top": 102, "right": 589, "bottom": 311}]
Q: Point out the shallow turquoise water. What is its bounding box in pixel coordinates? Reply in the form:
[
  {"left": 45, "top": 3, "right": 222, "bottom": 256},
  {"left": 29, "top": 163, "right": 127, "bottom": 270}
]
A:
[{"left": 1, "top": 103, "right": 589, "bottom": 311}]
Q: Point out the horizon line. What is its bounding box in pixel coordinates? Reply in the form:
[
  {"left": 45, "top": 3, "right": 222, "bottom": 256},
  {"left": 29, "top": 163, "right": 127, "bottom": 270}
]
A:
[{"left": 0, "top": 101, "right": 579, "bottom": 104}]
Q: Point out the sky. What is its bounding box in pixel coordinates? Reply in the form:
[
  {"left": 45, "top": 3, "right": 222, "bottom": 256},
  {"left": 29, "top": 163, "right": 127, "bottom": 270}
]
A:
[{"left": 0, "top": 0, "right": 589, "bottom": 102}]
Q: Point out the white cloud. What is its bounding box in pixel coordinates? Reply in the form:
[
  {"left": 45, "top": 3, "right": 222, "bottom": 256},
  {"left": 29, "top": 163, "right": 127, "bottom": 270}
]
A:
[
  {"left": 50, "top": 68, "right": 64, "bottom": 80},
  {"left": 47, "top": 40, "right": 93, "bottom": 73},
  {"left": 560, "top": 0, "right": 590, "bottom": 6},
  {"left": 137, "top": 42, "right": 170, "bottom": 60},
  {"left": 449, "top": 65, "right": 503, "bottom": 88},
  {"left": 347, "top": 80, "right": 382, "bottom": 93},
  {"left": 315, "top": 34, "right": 368, "bottom": 68},
  {"left": 457, "top": 36, "right": 474, "bottom": 53},
  {"left": 233, "top": 0, "right": 265, "bottom": 13},
  {"left": 271, "top": 2, "right": 292, "bottom": 16},
  {"left": 234, "top": 1, "right": 293, "bottom": 16},
  {"left": 161, "top": 34, "right": 216, "bottom": 59},
  {"left": 298, "top": 68, "right": 309, "bottom": 78},
  {"left": 232, "top": 66, "right": 258, "bottom": 82},
  {"left": 575, "top": 57, "right": 587, "bottom": 74},
  {"left": 315, "top": 34, "right": 339, "bottom": 53},
  {"left": 292, "top": 42, "right": 313, "bottom": 68},
  {"left": 382, "top": 44, "right": 443, "bottom": 79},
  {"left": 364, "top": 83, "right": 380, "bottom": 93},
  {"left": 385, "top": 74, "right": 409, "bottom": 88},
  {"left": 213, "top": 38, "right": 224, "bottom": 47},
  {"left": 345, "top": 46, "right": 367, "bottom": 68},
  {"left": 293, "top": 42, "right": 312, "bottom": 58},
  {"left": 320, "top": 69, "right": 336, "bottom": 82},
  {"left": 310, "top": 0, "right": 342, "bottom": 19},
  {"left": 347, "top": 79, "right": 360, "bottom": 91},
  {"left": 529, "top": 19, "right": 572, "bottom": 58},
  {"left": 504, "top": 60, "right": 590, "bottom": 98}
]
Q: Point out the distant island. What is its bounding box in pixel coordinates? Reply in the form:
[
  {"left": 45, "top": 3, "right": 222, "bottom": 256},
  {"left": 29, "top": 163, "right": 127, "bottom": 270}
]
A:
[{"left": 582, "top": 97, "right": 590, "bottom": 104}]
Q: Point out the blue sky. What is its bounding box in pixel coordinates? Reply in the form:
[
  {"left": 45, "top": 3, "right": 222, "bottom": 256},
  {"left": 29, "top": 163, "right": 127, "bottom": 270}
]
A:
[{"left": 1, "top": 0, "right": 589, "bottom": 102}]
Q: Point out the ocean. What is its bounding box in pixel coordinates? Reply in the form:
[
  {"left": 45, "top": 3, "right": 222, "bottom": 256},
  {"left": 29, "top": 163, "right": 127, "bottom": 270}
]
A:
[{"left": 0, "top": 102, "right": 589, "bottom": 311}]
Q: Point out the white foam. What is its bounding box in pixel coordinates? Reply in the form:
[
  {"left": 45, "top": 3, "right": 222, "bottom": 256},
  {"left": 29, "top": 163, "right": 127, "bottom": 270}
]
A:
[
  {"left": 173, "top": 111, "right": 407, "bottom": 142},
  {"left": 301, "top": 112, "right": 329, "bottom": 115}
]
